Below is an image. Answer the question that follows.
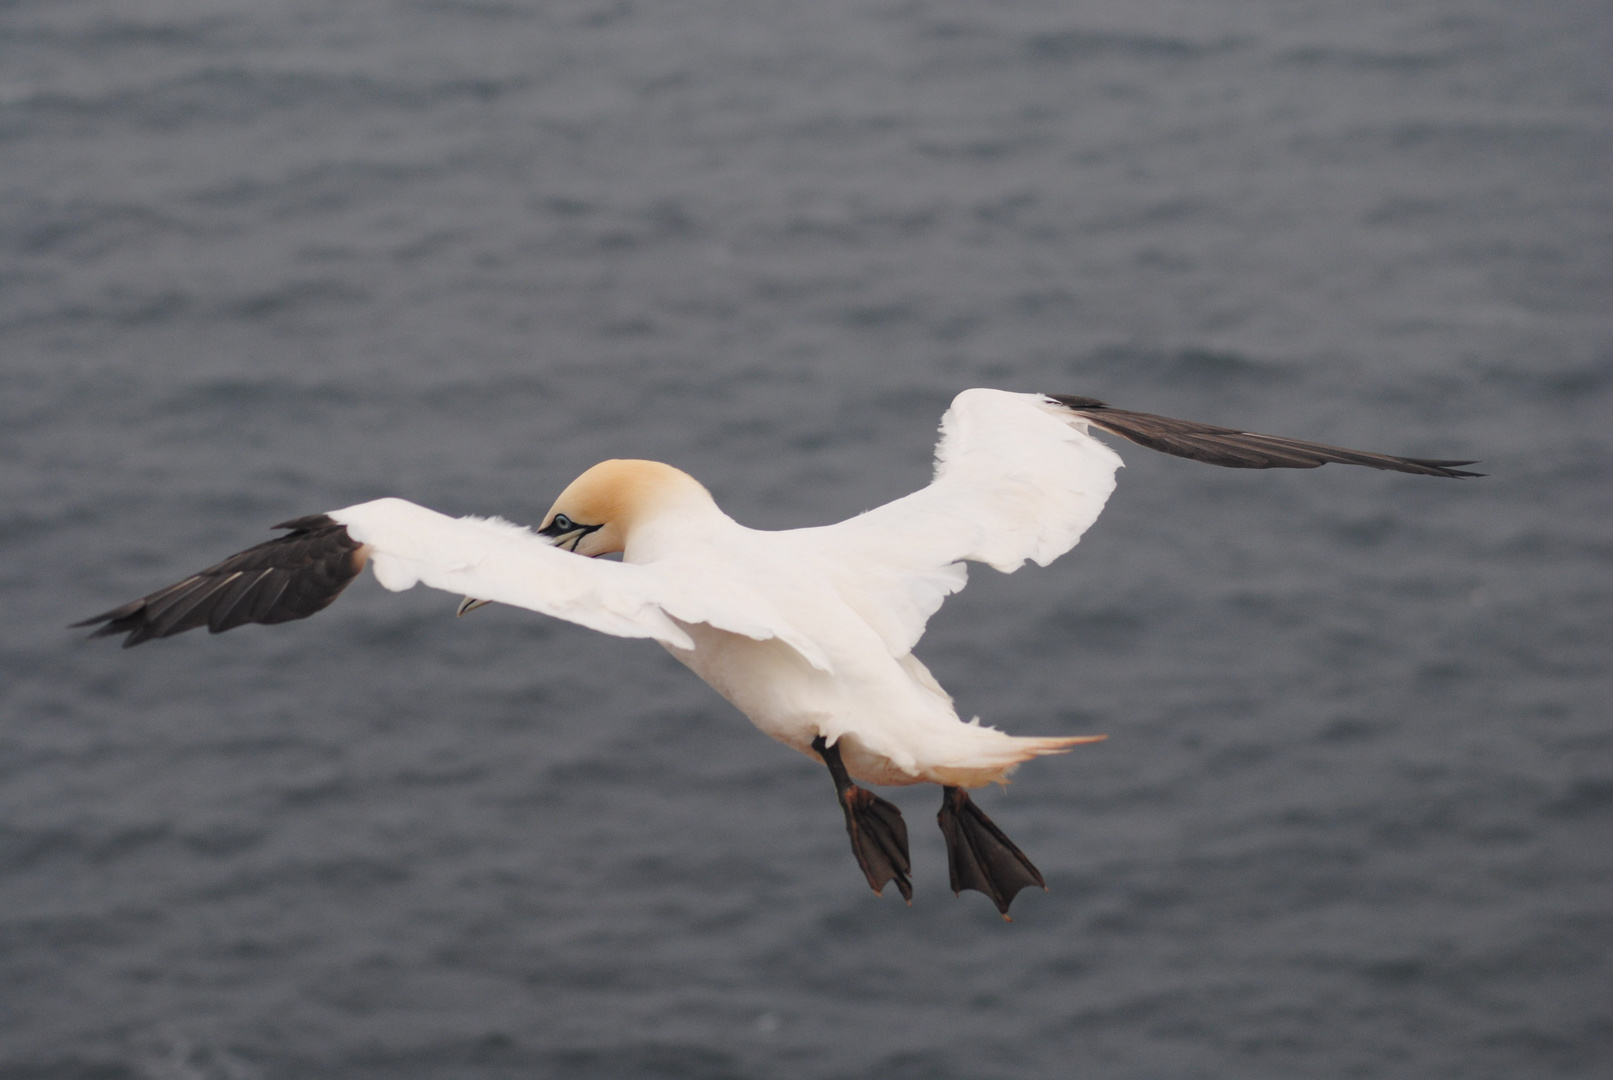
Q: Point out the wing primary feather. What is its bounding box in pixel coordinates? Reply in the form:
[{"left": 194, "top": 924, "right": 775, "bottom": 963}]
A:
[
  {"left": 1047, "top": 395, "right": 1483, "bottom": 477},
  {"left": 71, "top": 515, "right": 367, "bottom": 647},
  {"left": 243, "top": 571, "right": 295, "bottom": 625}
]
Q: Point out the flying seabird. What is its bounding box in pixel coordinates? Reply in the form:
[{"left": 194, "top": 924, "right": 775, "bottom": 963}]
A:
[{"left": 74, "top": 391, "right": 1478, "bottom": 916}]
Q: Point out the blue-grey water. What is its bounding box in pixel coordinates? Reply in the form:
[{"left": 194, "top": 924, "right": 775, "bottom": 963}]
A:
[{"left": 3, "top": 1, "right": 1610, "bottom": 1077}]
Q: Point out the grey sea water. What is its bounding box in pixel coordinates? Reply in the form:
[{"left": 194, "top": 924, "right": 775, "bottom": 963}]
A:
[{"left": 3, "top": 1, "right": 1610, "bottom": 1077}]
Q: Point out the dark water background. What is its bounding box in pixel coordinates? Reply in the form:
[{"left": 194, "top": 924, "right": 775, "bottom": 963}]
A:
[{"left": 3, "top": 1, "right": 1610, "bottom": 1077}]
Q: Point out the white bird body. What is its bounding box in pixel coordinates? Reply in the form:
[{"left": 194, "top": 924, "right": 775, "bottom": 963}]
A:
[
  {"left": 77, "top": 387, "right": 1475, "bottom": 912},
  {"left": 333, "top": 391, "right": 1115, "bottom": 787}
]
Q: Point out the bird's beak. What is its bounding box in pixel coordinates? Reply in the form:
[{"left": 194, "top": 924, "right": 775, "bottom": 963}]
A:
[{"left": 457, "top": 597, "right": 491, "bottom": 617}]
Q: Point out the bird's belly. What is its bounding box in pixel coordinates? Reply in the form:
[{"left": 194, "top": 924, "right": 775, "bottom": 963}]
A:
[
  {"left": 659, "top": 621, "right": 984, "bottom": 787},
  {"left": 661, "top": 622, "right": 831, "bottom": 750}
]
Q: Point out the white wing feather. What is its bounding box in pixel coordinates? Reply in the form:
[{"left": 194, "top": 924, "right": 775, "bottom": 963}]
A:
[
  {"left": 804, "top": 389, "right": 1124, "bottom": 655},
  {"left": 333, "top": 499, "right": 697, "bottom": 646},
  {"left": 331, "top": 498, "right": 834, "bottom": 670}
]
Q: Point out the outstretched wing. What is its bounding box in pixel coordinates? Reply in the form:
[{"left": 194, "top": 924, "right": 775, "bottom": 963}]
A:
[
  {"left": 808, "top": 389, "right": 1479, "bottom": 657},
  {"left": 72, "top": 498, "right": 826, "bottom": 665}
]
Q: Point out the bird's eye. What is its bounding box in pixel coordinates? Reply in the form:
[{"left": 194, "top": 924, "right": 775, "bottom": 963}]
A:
[{"left": 552, "top": 514, "right": 573, "bottom": 531}]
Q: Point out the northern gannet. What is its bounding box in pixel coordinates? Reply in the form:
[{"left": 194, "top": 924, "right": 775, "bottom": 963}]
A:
[{"left": 73, "top": 391, "right": 1478, "bottom": 916}]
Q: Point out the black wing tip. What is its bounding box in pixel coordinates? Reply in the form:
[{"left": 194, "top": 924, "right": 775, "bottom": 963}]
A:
[
  {"left": 69, "top": 601, "right": 146, "bottom": 638},
  {"left": 1046, "top": 393, "right": 1482, "bottom": 478},
  {"left": 73, "top": 515, "right": 364, "bottom": 648},
  {"left": 1400, "top": 458, "right": 1485, "bottom": 478},
  {"left": 68, "top": 612, "right": 118, "bottom": 630},
  {"left": 69, "top": 603, "right": 160, "bottom": 647}
]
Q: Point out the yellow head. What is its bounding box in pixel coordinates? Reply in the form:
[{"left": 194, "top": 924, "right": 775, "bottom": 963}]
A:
[{"left": 539, "top": 459, "right": 713, "bottom": 557}]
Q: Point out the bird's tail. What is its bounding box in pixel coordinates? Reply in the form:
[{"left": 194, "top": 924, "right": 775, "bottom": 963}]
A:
[{"left": 929, "top": 731, "right": 1106, "bottom": 788}]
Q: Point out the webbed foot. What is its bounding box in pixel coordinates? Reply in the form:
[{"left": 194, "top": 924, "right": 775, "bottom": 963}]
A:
[
  {"left": 812, "top": 735, "right": 912, "bottom": 902},
  {"left": 937, "top": 786, "right": 1046, "bottom": 919}
]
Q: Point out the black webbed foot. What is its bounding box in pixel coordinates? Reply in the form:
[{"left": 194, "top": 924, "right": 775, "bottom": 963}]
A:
[
  {"left": 812, "top": 736, "right": 912, "bottom": 902},
  {"left": 937, "top": 786, "right": 1046, "bottom": 919}
]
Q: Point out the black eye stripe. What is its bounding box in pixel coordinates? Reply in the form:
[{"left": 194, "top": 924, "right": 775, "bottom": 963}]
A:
[{"left": 538, "top": 515, "right": 604, "bottom": 544}]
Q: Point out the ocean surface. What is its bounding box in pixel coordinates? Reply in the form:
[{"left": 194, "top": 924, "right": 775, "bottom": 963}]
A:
[{"left": 2, "top": 1, "right": 1609, "bottom": 1077}]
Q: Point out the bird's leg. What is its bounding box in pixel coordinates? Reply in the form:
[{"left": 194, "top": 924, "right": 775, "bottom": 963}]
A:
[
  {"left": 811, "top": 735, "right": 912, "bottom": 903},
  {"left": 937, "top": 786, "right": 1047, "bottom": 920}
]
